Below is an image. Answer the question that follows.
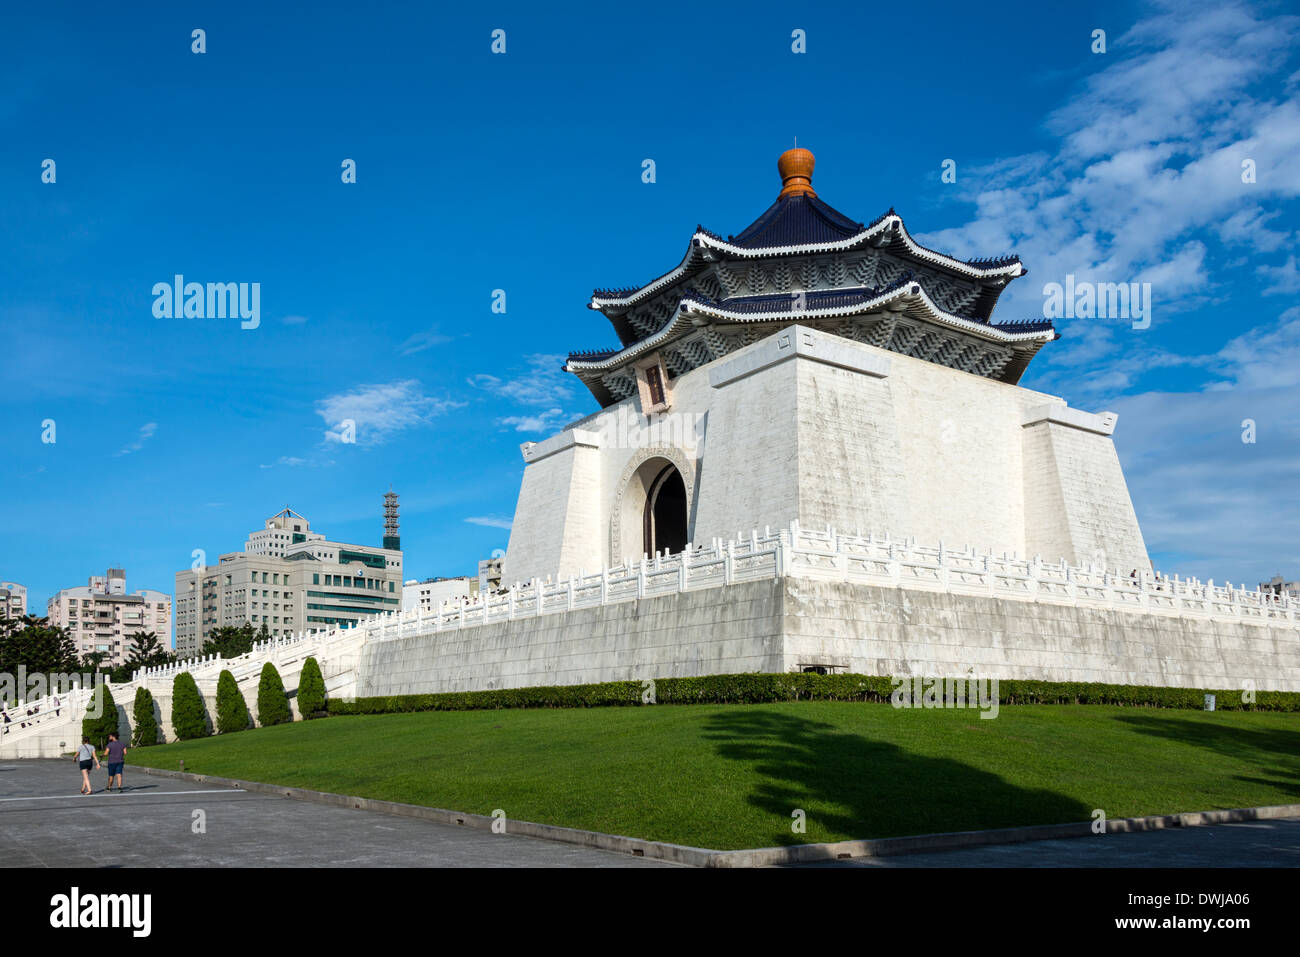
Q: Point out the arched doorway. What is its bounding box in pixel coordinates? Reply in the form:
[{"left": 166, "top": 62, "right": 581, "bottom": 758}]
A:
[
  {"left": 610, "top": 448, "right": 696, "bottom": 563},
  {"left": 644, "top": 464, "right": 688, "bottom": 557}
]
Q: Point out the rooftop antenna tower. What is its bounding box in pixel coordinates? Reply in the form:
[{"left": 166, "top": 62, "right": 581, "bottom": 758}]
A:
[{"left": 383, "top": 487, "right": 400, "bottom": 551}]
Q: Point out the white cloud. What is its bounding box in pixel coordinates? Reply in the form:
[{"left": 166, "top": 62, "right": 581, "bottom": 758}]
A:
[
  {"left": 918, "top": 0, "right": 1300, "bottom": 337},
  {"left": 469, "top": 354, "right": 573, "bottom": 406},
  {"left": 1110, "top": 380, "right": 1300, "bottom": 585},
  {"left": 465, "top": 516, "right": 513, "bottom": 530},
  {"left": 316, "top": 380, "right": 461, "bottom": 446},
  {"left": 1256, "top": 255, "right": 1300, "bottom": 295},
  {"left": 115, "top": 422, "right": 157, "bottom": 456},
  {"left": 497, "top": 408, "right": 574, "bottom": 433},
  {"left": 398, "top": 326, "right": 451, "bottom": 356}
]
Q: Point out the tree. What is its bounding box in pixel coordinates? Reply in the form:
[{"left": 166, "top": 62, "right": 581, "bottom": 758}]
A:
[
  {"left": 126, "top": 631, "right": 173, "bottom": 671},
  {"left": 81, "top": 683, "right": 120, "bottom": 749},
  {"left": 132, "top": 687, "right": 160, "bottom": 746},
  {"left": 171, "top": 672, "right": 209, "bottom": 740},
  {"left": 297, "top": 656, "right": 326, "bottom": 718},
  {"left": 200, "top": 623, "right": 256, "bottom": 660},
  {"left": 107, "top": 663, "right": 133, "bottom": 685},
  {"left": 215, "top": 669, "right": 251, "bottom": 734},
  {"left": 0, "top": 615, "right": 79, "bottom": 686},
  {"left": 256, "top": 662, "right": 291, "bottom": 727}
]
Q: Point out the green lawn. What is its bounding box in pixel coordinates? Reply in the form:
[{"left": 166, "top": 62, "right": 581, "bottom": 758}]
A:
[{"left": 129, "top": 703, "right": 1300, "bottom": 850}]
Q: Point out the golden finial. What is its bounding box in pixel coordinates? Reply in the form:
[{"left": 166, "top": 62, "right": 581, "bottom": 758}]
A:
[{"left": 777, "top": 147, "right": 816, "bottom": 198}]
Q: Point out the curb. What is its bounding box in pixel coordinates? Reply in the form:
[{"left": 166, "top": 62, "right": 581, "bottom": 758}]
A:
[{"left": 133, "top": 765, "right": 1300, "bottom": 867}]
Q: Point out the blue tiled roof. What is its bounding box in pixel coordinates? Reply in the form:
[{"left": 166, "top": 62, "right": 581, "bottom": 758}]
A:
[
  {"left": 989, "top": 318, "right": 1055, "bottom": 334},
  {"left": 685, "top": 275, "right": 917, "bottom": 314},
  {"left": 725, "top": 194, "right": 865, "bottom": 249},
  {"left": 591, "top": 286, "right": 641, "bottom": 300},
  {"left": 689, "top": 282, "right": 1053, "bottom": 333},
  {"left": 566, "top": 347, "right": 621, "bottom": 362},
  {"left": 569, "top": 278, "right": 1055, "bottom": 366}
]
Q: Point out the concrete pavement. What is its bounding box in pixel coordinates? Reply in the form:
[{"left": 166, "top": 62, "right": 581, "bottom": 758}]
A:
[{"left": 0, "top": 760, "right": 675, "bottom": 867}]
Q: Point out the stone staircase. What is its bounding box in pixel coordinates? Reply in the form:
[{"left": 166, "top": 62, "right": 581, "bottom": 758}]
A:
[{"left": 0, "top": 626, "right": 366, "bottom": 758}]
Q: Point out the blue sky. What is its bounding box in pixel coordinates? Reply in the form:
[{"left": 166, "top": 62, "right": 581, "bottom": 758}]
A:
[{"left": 2, "top": 0, "right": 1298, "bottom": 642}]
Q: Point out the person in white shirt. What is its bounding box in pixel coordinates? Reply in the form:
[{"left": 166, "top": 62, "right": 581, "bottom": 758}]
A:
[{"left": 75, "top": 736, "right": 100, "bottom": 794}]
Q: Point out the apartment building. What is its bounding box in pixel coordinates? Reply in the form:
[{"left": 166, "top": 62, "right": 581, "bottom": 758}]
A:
[
  {"left": 174, "top": 506, "right": 403, "bottom": 657},
  {"left": 0, "top": 581, "right": 26, "bottom": 620},
  {"left": 45, "top": 569, "right": 172, "bottom": 666},
  {"left": 1260, "top": 576, "right": 1300, "bottom": 600},
  {"left": 401, "top": 576, "right": 474, "bottom": 613}
]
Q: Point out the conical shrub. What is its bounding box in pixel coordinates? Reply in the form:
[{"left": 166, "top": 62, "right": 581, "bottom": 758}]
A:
[
  {"left": 81, "top": 684, "right": 119, "bottom": 749},
  {"left": 171, "top": 671, "right": 209, "bottom": 740},
  {"left": 256, "top": 662, "right": 291, "bottom": 727},
  {"left": 216, "top": 669, "right": 251, "bottom": 734},
  {"left": 297, "top": 656, "right": 326, "bottom": 718},
  {"left": 131, "top": 687, "right": 159, "bottom": 746}
]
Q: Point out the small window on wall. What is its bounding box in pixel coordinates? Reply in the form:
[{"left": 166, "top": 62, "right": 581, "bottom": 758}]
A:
[
  {"left": 634, "top": 353, "right": 672, "bottom": 413},
  {"left": 645, "top": 363, "right": 665, "bottom": 406}
]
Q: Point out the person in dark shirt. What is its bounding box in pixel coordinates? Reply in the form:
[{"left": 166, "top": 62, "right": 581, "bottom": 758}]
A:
[{"left": 102, "top": 732, "right": 128, "bottom": 793}]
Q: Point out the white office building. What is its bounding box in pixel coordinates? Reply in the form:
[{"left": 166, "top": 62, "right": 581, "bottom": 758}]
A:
[
  {"left": 401, "top": 577, "right": 474, "bottom": 613},
  {"left": 175, "top": 506, "right": 403, "bottom": 657}
]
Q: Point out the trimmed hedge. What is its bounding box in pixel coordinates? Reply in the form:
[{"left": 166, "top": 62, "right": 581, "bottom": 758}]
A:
[
  {"left": 171, "top": 672, "right": 209, "bottom": 740},
  {"left": 131, "top": 687, "right": 159, "bottom": 746},
  {"left": 257, "top": 662, "right": 292, "bottom": 727},
  {"left": 215, "top": 669, "right": 251, "bottom": 734},
  {"left": 82, "top": 684, "right": 120, "bottom": 748},
  {"left": 297, "top": 656, "right": 326, "bottom": 718},
  {"left": 327, "top": 673, "right": 1300, "bottom": 717}
]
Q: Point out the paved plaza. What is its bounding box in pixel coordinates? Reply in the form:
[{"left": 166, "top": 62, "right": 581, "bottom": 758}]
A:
[
  {"left": 810, "top": 818, "right": 1300, "bottom": 868},
  {"left": 2, "top": 760, "right": 1295, "bottom": 868},
  {"left": 0, "top": 760, "right": 674, "bottom": 868}
]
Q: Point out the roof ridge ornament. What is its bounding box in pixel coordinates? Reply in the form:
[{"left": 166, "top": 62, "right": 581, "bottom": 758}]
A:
[{"left": 777, "top": 147, "right": 816, "bottom": 199}]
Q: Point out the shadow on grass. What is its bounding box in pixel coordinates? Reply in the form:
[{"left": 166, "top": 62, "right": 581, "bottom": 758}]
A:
[
  {"left": 1114, "top": 713, "right": 1300, "bottom": 794},
  {"left": 702, "top": 708, "right": 1091, "bottom": 845}
]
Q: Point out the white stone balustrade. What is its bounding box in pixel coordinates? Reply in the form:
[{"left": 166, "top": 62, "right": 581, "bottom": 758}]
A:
[
  {"left": 353, "top": 521, "right": 1294, "bottom": 643},
  {"left": 5, "top": 522, "right": 1293, "bottom": 756}
]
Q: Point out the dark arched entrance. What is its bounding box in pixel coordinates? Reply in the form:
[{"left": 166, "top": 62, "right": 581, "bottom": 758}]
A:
[{"left": 644, "top": 464, "right": 688, "bottom": 557}]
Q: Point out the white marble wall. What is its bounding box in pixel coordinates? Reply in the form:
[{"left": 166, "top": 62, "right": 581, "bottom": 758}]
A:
[
  {"left": 358, "top": 579, "right": 785, "bottom": 695},
  {"left": 503, "top": 325, "right": 1150, "bottom": 585},
  {"left": 355, "top": 575, "right": 1300, "bottom": 697}
]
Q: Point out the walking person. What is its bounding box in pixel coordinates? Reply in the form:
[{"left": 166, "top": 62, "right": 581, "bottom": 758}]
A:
[
  {"left": 102, "top": 732, "right": 127, "bottom": 793},
  {"left": 76, "top": 736, "right": 99, "bottom": 794}
]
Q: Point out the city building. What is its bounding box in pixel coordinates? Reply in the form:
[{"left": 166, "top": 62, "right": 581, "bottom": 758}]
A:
[
  {"left": 0, "top": 581, "right": 27, "bottom": 620},
  {"left": 402, "top": 577, "right": 474, "bottom": 613},
  {"left": 1260, "top": 576, "right": 1300, "bottom": 600},
  {"left": 478, "top": 556, "right": 503, "bottom": 594},
  {"left": 45, "top": 569, "right": 172, "bottom": 665},
  {"left": 174, "top": 503, "right": 403, "bottom": 657}
]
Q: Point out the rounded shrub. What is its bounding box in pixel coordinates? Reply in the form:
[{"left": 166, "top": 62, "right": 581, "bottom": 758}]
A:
[
  {"left": 81, "top": 684, "right": 120, "bottom": 749},
  {"left": 131, "top": 686, "right": 159, "bottom": 746},
  {"left": 215, "top": 669, "right": 251, "bottom": 734},
  {"left": 257, "top": 662, "right": 291, "bottom": 727},
  {"left": 171, "top": 671, "right": 209, "bottom": 740},
  {"left": 297, "top": 656, "right": 326, "bottom": 718}
]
